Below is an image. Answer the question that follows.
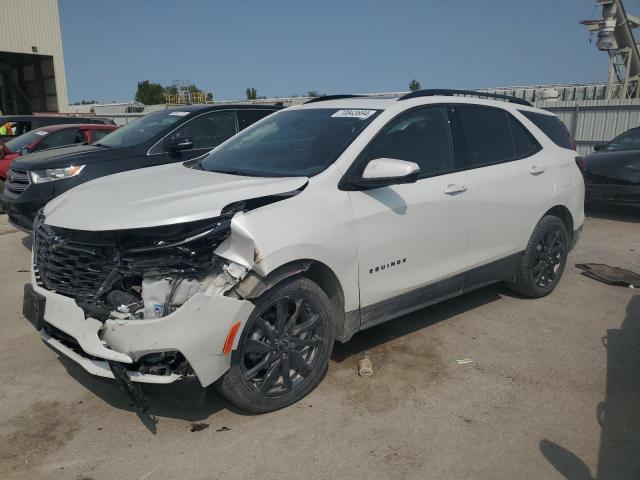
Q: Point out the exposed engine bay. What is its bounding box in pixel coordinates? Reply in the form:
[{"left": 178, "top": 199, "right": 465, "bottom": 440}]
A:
[{"left": 32, "top": 208, "right": 249, "bottom": 324}]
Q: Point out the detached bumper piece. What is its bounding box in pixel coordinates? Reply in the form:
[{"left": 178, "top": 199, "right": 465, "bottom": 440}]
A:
[{"left": 109, "top": 362, "right": 149, "bottom": 412}]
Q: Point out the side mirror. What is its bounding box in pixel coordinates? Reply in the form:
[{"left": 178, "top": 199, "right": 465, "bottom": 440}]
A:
[
  {"left": 349, "top": 158, "right": 420, "bottom": 190},
  {"left": 20, "top": 147, "right": 30, "bottom": 156},
  {"left": 165, "top": 135, "right": 193, "bottom": 152},
  {"left": 593, "top": 144, "right": 605, "bottom": 152}
]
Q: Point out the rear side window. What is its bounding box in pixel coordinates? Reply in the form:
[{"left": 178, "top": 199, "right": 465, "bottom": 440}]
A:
[
  {"left": 454, "top": 106, "right": 541, "bottom": 168},
  {"left": 520, "top": 110, "right": 573, "bottom": 150},
  {"left": 508, "top": 115, "right": 540, "bottom": 157},
  {"left": 455, "top": 106, "right": 515, "bottom": 167},
  {"left": 238, "top": 109, "right": 275, "bottom": 131}
]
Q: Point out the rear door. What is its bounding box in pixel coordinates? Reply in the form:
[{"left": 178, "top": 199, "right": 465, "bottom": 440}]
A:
[{"left": 451, "top": 105, "right": 553, "bottom": 270}]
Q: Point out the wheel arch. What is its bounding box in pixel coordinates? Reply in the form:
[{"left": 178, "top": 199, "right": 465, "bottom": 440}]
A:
[
  {"left": 543, "top": 204, "right": 574, "bottom": 239},
  {"left": 234, "top": 259, "right": 352, "bottom": 341}
]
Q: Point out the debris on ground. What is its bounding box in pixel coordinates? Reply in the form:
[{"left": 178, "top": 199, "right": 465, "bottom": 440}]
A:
[
  {"left": 358, "top": 358, "right": 373, "bottom": 377},
  {"left": 576, "top": 263, "right": 640, "bottom": 288},
  {"left": 216, "top": 426, "right": 231, "bottom": 432},
  {"left": 190, "top": 423, "right": 210, "bottom": 432},
  {"left": 456, "top": 358, "right": 473, "bottom": 365}
]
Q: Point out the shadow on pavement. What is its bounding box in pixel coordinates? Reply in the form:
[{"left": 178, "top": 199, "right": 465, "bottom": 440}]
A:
[
  {"left": 54, "top": 354, "right": 247, "bottom": 433},
  {"left": 586, "top": 204, "right": 640, "bottom": 224},
  {"left": 332, "top": 283, "right": 504, "bottom": 362},
  {"left": 540, "top": 294, "right": 640, "bottom": 479}
]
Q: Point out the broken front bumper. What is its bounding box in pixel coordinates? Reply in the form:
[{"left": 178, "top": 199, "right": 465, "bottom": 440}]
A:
[{"left": 32, "top": 277, "right": 254, "bottom": 387}]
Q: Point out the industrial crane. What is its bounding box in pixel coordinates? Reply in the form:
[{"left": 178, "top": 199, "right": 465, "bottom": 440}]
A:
[{"left": 581, "top": 0, "right": 640, "bottom": 99}]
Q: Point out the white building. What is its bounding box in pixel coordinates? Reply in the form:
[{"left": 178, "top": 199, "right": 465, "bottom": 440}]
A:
[{"left": 0, "top": 0, "right": 68, "bottom": 114}]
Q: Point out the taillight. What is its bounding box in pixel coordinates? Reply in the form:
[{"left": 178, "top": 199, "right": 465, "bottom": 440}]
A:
[{"left": 575, "top": 156, "right": 585, "bottom": 174}]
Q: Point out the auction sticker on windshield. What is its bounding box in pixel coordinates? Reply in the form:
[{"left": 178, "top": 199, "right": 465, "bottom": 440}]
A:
[
  {"left": 169, "top": 111, "right": 190, "bottom": 117},
  {"left": 331, "top": 109, "right": 377, "bottom": 120}
]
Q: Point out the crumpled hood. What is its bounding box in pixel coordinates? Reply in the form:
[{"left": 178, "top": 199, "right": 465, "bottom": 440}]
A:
[{"left": 44, "top": 162, "right": 308, "bottom": 231}]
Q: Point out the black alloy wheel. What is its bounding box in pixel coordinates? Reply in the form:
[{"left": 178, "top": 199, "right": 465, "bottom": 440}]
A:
[
  {"left": 240, "top": 295, "right": 325, "bottom": 396},
  {"left": 218, "top": 277, "right": 335, "bottom": 413}
]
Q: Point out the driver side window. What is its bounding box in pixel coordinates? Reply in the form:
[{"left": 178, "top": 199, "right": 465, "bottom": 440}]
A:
[
  {"left": 167, "top": 110, "right": 237, "bottom": 151},
  {"left": 360, "top": 106, "right": 454, "bottom": 179}
]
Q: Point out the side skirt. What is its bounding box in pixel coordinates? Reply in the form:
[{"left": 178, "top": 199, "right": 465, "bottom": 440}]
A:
[{"left": 340, "top": 251, "right": 523, "bottom": 340}]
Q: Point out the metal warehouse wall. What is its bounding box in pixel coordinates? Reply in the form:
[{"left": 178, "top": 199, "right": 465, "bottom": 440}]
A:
[
  {"left": 0, "top": 0, "right": 68, "bottom": 112},
  {"left": 534, "top": 99, "right": 640, "bottom": 157}
]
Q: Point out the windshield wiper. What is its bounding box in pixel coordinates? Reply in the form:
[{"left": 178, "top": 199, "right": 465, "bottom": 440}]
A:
[
  {"left": 93, "top": 143, "right": 111, "bottom": 148},
  {"left": 208, "top": 168, "right": 263, "bottom": 177}
]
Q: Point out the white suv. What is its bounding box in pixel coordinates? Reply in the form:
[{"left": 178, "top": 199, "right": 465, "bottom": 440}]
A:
[{"left": 23, "top": 90, "right": 585, "bottom": 412}]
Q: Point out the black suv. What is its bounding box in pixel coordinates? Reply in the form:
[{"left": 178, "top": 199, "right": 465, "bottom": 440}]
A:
[{"left": 2, "top": 104, "right": 281, "bottom": 231}]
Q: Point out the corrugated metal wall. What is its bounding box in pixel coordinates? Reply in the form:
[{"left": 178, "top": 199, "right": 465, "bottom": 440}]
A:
[
  {"left": 0, "top": 0, "right": 68, "bottom": 111},
  {"left": 536, "top": 99, "right": 640, "bottom": 157}
]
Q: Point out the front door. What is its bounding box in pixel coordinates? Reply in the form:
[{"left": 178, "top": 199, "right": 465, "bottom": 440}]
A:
[{"left": 347, "top": 105, "right": 473, "bottom": 327}]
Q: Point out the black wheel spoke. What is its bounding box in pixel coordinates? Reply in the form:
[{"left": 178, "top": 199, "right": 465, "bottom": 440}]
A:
[
  {"left": 294, "top": 337, "right": 322, "bottom": 348},
  {"left": 280, "top": 356, "right": 292, "bottom": 392},
  {"left": 284, "top": 298, "right": 304, "bottom": 334},
  {"left": 275, "top": 297, "right": 289, "bottom": 335},
  {"left": 245, "top": 353, "right": 273, "bottom": 380},
  {"left": 290, "top": 349, "right": 312, "bottom": 377},
  {"left": 244, "top": 339, "right": 273, "bottom": 354},
  {"left": 256, "top": 316, "right": 276, "bottom": 343},
  {"left": 259, "top": 359, "right": 282, "bottom": 393},
  {"left": 291, "top": 313, "right": 320, "bottom": 336}
]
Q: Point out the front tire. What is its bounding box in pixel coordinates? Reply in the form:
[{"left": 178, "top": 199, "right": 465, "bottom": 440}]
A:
[
  {"left": 511, "top": 215, "right": 569, "bottom": 298},
  {"left": 218, "top": 277, "right": 336, "bottom": 413}
]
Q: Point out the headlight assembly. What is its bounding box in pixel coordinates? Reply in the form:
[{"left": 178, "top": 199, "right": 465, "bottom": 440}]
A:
[{"left": 30, "top": 165, "right": 86, "bottom": 184}]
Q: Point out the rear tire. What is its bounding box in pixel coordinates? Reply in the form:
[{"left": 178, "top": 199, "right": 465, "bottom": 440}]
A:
[
  {"left": 218, "top": 277, "right": 336, "bottom": 413},
  {"left": 510, "top": 215, "right": 569, "bottom": 298}
]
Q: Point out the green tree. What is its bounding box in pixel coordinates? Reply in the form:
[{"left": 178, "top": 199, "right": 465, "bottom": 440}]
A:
[
  {"left": 409, "top": 79, "right": 422, "bottom": 92},
  {"left": 246, "top": 88, "right": 258, "bottom": 100},
  {"left": 135, "top": 80, "right": 166, "bottom": 105},
  {"left": 307, "top": 90, "right": 320, "bottom": 97}
]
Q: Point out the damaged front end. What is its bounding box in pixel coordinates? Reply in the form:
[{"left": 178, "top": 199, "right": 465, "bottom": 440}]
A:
[{"left": 31, "top": 209, "right": 255, "bottom": 397}]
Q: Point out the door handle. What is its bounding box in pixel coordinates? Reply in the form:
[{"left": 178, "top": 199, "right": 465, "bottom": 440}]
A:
[
  {"left": 443, "top": 184, "right": 468, "bottom": 195},
  {"left": 529, "top": 165, "right": 546, "bottom": 175}
]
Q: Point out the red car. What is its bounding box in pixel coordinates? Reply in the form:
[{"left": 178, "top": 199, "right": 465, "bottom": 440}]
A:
[{"left": 0, "top": 123, "right": 118, "bottom": 180}]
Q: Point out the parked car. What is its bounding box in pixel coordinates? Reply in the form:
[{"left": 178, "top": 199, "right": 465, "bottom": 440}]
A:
[
  {"left": 22, "top": 90, "right": 584, "bottom": 413},
  {"left": 1, "top": 104, "right": 281, "bottom": 230},
  {"left": 0, "top": 123, "right": 118, "bottom": 180},
  {"left": 583, "top": 127, "right": 640, "bottom": 206},
  {"left": 0, "top": 115, "right": 115, "bottom": 141}
]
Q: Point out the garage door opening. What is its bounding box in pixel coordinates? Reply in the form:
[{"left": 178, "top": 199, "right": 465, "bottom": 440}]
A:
[{"left": 0, "top": 51, "right": 59, "bottom": 115}]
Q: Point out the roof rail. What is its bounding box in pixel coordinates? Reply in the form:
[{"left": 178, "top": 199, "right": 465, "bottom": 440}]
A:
[
  {"left": 398, "top": 89, "right": 533, "bottom": 107},
  {"left": 304, "top": 94, "right": 366, "bottom": 104}
]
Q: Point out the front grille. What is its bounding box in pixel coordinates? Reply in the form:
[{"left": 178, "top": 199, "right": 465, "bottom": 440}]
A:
[
  {"left": 3, "top": 168, "right": 31, "bottom": 199},
  {"left": 34, "top": 221, "right": 117, "bottom": 299},
  {"left": 33, "top": 215, "right": 230, "bottom": 301}
]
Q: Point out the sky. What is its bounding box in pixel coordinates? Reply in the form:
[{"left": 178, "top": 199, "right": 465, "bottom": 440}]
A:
[{"left": 58, "top": 0, "right": 629, "bottom": 103}]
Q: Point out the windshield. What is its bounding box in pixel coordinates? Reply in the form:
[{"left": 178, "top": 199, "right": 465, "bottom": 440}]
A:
[
  {"left": 198, "top": 108, "right": 381, "bottom": 177},
  {"left": 603, "top": 129, "right": 640, "bottom": 152},
  {"left": 4, "top": 129, "right": 48, "bottom": 152},
  {"left": 95, "top": 110, "right": 186, "bottom": 147}
]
